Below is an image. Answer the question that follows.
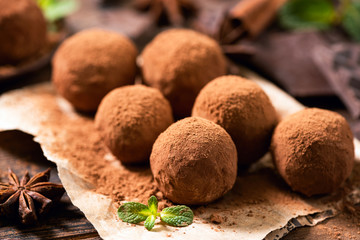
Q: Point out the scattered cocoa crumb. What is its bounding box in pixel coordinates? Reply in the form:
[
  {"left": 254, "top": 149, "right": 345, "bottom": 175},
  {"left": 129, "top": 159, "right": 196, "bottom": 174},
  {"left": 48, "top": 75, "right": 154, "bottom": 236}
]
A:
[
  {"left": 210, "top": 213, "right": 224, "bottom": 224},
  {"left": 194, "top": 206, "right": 206, "bottom": 215},
  {"left": 247, "top": 210, "right": 254, "bottom": 217}
]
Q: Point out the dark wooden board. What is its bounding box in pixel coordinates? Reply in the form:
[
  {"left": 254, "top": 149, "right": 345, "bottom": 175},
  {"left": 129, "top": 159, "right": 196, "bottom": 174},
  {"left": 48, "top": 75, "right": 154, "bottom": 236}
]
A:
[{"left": 0, "top": 130, "right": 101, "bottom": 240}]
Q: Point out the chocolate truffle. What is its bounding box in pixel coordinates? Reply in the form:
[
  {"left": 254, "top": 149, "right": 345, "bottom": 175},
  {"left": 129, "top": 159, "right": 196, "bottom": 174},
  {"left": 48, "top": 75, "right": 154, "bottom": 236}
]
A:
[
  {"left": 52, "top": 29, "right": 138, "bottom": 112},
  {"left": 95, "top": 85, "right": 173, "bottom": 164},
  {"left": 192, "top": 75, "right": 278, "bottom": 166},
  {"left": 0, "top": 0, "right": 47, "bottom": 64},
  {"left": 150, "top": 117, "right": 237, "bottom": 205},
  {"left": 141, "top": 29, "right": 227, "bottom": 118},
  {"left": 271, "top": 108, "right": 354, "bottom": 196}
]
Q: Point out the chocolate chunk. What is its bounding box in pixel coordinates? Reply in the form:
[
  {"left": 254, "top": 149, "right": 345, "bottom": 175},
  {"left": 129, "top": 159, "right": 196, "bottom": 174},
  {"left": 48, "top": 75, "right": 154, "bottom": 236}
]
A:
[
  {"left": 250, "top": 31, "right": 334, "bottom": 97},
  {"left": 313, "top": 44, "right": 360, "bottom": 118},
  {"left": 334, "top": 49, "right": 354, "bottom": 70}
]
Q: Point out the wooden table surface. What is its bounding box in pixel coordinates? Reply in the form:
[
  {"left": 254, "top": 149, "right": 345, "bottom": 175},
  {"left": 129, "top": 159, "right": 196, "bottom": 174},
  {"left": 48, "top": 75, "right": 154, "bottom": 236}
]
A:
[{"left": 0, "top": 66, "right": 359, "bottom": 239}]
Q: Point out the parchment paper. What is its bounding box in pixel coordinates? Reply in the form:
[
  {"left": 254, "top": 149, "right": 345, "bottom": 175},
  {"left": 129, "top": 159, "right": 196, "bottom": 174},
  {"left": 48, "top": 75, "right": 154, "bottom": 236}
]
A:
[{"left": 0, "top": 67, "right": 359, "bottom": 240}]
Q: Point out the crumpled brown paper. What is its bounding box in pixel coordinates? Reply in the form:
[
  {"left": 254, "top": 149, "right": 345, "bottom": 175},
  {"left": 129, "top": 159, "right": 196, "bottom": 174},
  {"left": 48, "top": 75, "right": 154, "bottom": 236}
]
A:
[{"left": 0, "top": 67, "right": 359, "bottom": 240}]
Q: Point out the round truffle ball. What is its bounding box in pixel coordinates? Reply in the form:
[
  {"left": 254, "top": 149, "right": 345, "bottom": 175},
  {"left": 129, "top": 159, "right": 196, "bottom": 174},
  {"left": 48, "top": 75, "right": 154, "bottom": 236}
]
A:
[
  {"left": 52, "top": 29, "right": 138, "bottom": 112},
  {"left": 95, "top": 85, "right": 173, "bottom": 164},
  {"left": 150, "top": 117, "right": 237, "bottom": 205},
  {"left": 192, "top": 75, "right": 278, "bottom": 166},
  {"left": 141, "top": 29, "right": 227, "bottom": 118},
  {"left": 0, "top": 0, "right": 47, "bottom": 64},
  {"left": 271, "top": 108, "right": 354, "bottom": 196}
]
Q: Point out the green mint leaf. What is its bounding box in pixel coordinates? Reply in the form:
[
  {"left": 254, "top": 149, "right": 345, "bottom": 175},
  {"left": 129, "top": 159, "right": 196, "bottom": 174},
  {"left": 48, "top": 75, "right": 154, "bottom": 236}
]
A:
[
  {"left": 117, "top": 202, "right": 152, "bottom": 224},
  {"left": 279, "top": 0, "right": 336, "bottom": 30},
  {"left": 37, "top": 0, "right": 78, "bottom": 23},
  {"left": 147, "top": 195, "right": 158, "bottom": 215},
  {"left": 342, "top": 1, "right": 360, "bottom": 42},
  {"left": 160, "top": 205, "right": 194, "bottom": 227},
  {"left": 144, "top": 215, "right": 156, "bottom": 231}
]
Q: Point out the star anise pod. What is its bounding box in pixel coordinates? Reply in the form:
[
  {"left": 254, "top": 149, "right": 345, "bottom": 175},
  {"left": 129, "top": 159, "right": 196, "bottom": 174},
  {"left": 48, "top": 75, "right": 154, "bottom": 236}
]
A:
[
  {"left": 134, "top": 0, "right": 197, "bottom": 26},
  {"left": 0, "top": 168, "right": 65, "bottom": 225}
]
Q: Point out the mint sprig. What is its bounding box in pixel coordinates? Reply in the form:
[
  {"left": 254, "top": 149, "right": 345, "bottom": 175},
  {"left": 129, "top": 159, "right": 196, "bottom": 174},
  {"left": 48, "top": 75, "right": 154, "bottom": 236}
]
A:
[
  {"left": 278, "top": 0, "right": 360, "bottom": 42},
  {"left": 279, "top": 0, "right": 336, "bottom": 30},
  {"left": 160, "top": 205, "right": 194, "bottom": 227},
  {"left": 117, "top": 196, "right": 194, "bottom": 231},
  {"left": 37, "top": 0, "right": 78, "bottom": 23},
  {"left": 342, "top": 1, "right": 360, "bottom": 42},
  {"left": 36, "top": 0, "right": 78, "bottom": 31}
]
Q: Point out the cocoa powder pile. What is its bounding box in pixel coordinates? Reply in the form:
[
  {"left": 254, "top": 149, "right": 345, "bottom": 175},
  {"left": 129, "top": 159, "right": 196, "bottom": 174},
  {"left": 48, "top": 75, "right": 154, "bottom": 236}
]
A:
[
  {"left": 192, "top": 75, "right": 278, "bottom": 166},
  {"left": 271, "top": 108, "right": 354, "bottom": 196},
  {"left": 35, "top": 102, "right": 171, "bottom": 208},
  {"left": 95, "top": 85, "right": 173, "bottom": 164},
  {"left": 150, "top": 117, "right": 237, "bottom": 205},
  {"left": 0, "top": 0, "right": 47, "bottom": 65},
  {"left": 141, "top": 29, "right": 227, "bottom": 118},
  {"left": 52, "top": 29, "right": 138, "bottom": 112}
]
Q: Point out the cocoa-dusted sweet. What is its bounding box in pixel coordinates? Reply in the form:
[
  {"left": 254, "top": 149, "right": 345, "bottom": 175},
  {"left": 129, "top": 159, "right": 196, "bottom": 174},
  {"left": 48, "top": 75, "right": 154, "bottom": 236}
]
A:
[
  {"left": 271, "top": 108, "right": 354, "bottom": 196},
  {"left": 95, "top": 85, "right": 173, "bottom": 164},
  {"left": 52, "top": 29, "right": 138, "bottom": 112},
  {"left": 192, "top": 75, "right": 278, "bottom": 166},
  {"left": 150, "top": 117, "right": 237, "bottom": 205},
  {"left": 0, "top": 0, "right": 47, "bottom": 65},
  {"left": 141, "top": 29, "right": 226, "bottom": 118}
]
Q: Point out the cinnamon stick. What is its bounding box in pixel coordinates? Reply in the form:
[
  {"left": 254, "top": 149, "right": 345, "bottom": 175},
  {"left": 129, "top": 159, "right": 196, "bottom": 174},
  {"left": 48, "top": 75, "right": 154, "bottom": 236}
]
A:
[{"left": 219, "top": 0, "right": 287, "bottom": 44}]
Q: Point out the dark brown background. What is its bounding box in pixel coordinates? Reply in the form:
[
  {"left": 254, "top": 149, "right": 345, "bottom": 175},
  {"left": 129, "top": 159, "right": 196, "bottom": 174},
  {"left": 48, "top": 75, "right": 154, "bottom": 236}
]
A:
[{"left": 0, "top": 0, "right": 360, "bottom": 238}]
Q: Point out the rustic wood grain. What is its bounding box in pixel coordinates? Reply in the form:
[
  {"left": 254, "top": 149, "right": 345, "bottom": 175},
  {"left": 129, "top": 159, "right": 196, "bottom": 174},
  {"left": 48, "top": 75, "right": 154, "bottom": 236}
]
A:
[{"left": 0, "top": 130, "right": 101, "bottom": 240}]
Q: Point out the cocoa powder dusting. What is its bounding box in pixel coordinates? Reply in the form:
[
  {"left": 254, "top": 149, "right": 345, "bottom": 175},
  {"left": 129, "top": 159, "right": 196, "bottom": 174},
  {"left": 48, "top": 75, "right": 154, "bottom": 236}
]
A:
[
  {"left": 95, "top": 85, "right": 173, "bottom": 164},
  {"left": 17, "top": 85, "right": 171, "bottom": 207},
  {"left": 141, "top": 29, "right": 226, "bottom": 118},
  {"left": 52, "top": 29, "right": 138, "bottom": 112},
  {"left": 192, "top": 75, "right": 278, "bottom": 166},
  {"left": 271, "top": 108, "right": 354, "bottom": 196},
  {"left": 4, "top": 84, "right": 360, "bottom": 237},
  {"left": 150, "top": 117, "right": 237, "bottom": 205},
  {"left": 0, "top": 0, "right": 47, "bottom": 65},
  {"left": 54, "top": 123, "right": 171, "bottom": 208}
]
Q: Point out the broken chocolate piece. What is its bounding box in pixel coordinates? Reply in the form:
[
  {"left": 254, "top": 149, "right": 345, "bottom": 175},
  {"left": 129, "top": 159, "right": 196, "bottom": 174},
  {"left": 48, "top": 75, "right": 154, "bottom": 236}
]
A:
[
  {"left": 250, "top": 31, "right": 334, "bottom": 97},
  {"left": 314, "top": 44, "right": 360, "bottom": 119}
]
